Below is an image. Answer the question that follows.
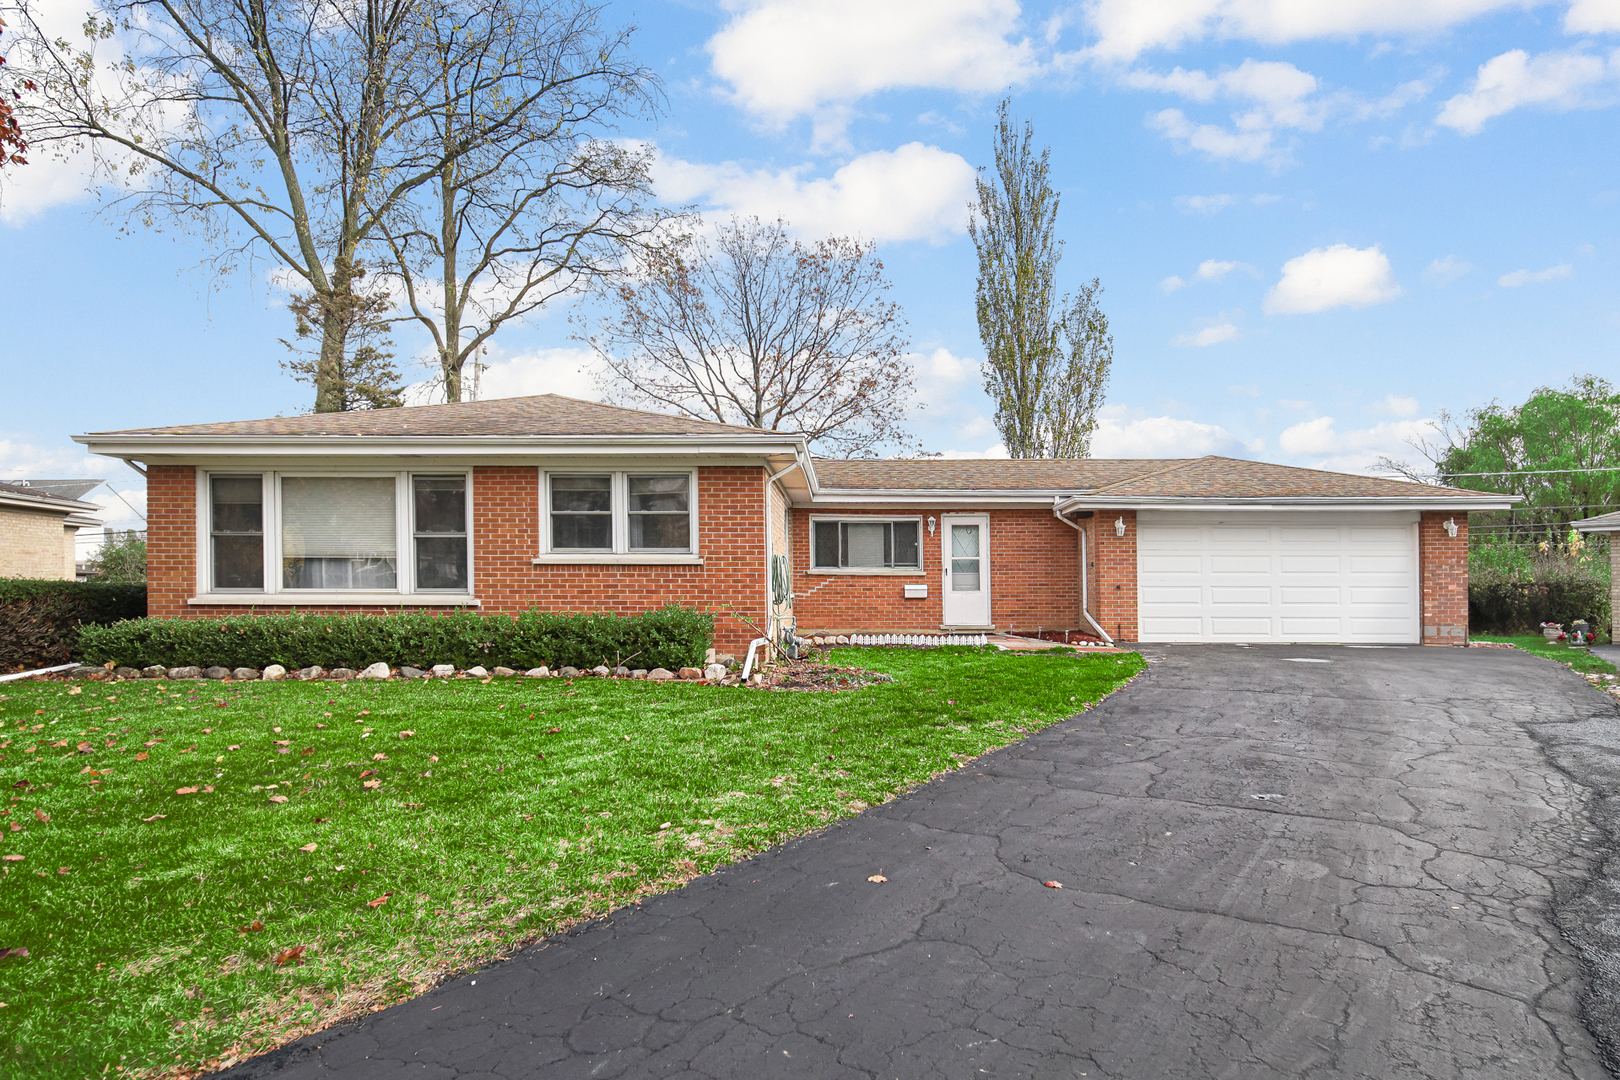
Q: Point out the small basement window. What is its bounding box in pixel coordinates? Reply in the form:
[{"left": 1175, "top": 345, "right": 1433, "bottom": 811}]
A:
[{"left": 811, "top": 518, "right": 921, "bottom": 571}]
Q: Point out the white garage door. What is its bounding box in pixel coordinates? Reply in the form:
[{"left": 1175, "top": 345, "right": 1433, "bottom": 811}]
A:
[{"left": 1137, "top": 511, "right": 1420, "bottom": 644}]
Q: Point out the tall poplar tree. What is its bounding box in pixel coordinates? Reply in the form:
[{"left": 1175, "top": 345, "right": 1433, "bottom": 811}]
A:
[{"left": 969, "top": 100, "right": 1112, "bottom": 458}]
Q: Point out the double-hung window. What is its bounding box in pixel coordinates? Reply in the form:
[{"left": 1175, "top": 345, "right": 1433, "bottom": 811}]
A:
[
  {"left": 810, "top": 517, "right": 921, "bottom": 572},
  {"left": 204, "top": 471, "right": 471, "bottom": 596},
  {"left": 543, "top": 472, "right": 694, "bottom": 556}
]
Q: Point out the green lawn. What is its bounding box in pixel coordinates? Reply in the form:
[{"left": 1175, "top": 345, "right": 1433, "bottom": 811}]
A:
[
  {"left": 0, "top": 646, "right": 1144, "bottom": 1079},
  {"left": 1473, "top": 634, "right": 1617, "bottom": 675}
]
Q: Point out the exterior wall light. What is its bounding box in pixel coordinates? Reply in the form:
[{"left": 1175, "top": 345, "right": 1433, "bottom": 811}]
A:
[
  {"left": 1115, "top": 516, "right": 1127, "bottom": 537},
  {"left": 927, "top": 516, "right": 936, "bottom": 535},
  {"left": 1444, "top": 517, "right": 1458, "bottom": 538}
]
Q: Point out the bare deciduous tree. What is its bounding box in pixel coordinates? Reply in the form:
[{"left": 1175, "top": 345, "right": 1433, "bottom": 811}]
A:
[
  {"left": 376, "top": 0, "right": 665, "bottom": 403},
  {"left": 584, "top": 217, "right": 914, "bottom": 457},
  {"left": 1045, "top": 278, "right": 1113, "bottom": 458}
]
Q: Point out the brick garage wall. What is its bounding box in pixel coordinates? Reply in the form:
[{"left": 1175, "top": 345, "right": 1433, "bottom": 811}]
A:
[
  {"left": 146, "top": 464, "right": 770, "bottom": 652},
  {"left": 470, "top": 464, "right": 768, "bottom": 653},
  {"left": 0, "top": 505, "right": 75, "bottom": 580},
  {"left": 1420, "top": 510, "right": 1468, "bottom": 645},
  {"left": 1089, "top": 509, "right": 1138, "bottom": 642},
  {"left": 790, "top": 507, "right": 1080, "bottom": 634}
]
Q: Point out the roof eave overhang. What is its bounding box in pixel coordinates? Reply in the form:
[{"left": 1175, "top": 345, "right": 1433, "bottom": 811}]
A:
[
  {"left": 805, "top": 488, "right": 1092, "bottom": 507},
  {"left": 1056, "top": 494, "right": 1520, "bottom": 512},
  {"left": 74, "top": 433, "right": 811, "bottom": 459},
  {"left": 0, "top": 491, "right": 101, "bottom": 515}
]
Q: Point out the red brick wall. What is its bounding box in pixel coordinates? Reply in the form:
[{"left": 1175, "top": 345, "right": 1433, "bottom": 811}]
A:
[
  {"left": 789, "top": 507, "right": 1079, "bottom": 634},
  {"left": 1419, "top": 510, "right": 1469, "bottom": 645},
  {"left": 145, "top": 463, "right": 769, "bottom": 653},
  {"left": 1090, "top": 510, "right": 1138, "bottom": 642}
]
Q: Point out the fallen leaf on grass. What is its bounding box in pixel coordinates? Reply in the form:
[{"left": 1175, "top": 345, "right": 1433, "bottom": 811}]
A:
[
  {"left": 275, "top": 748, "right": 290, "bottom": 755},
  {"left": 398, "top": 730, "right": 414, "bottom": 739},
  {"left": 238, "top": 920, "right": 264, "bottom": 933},
  {"left": 175, "top": 786, "right": 199, "bottom": 795},
  {"left": 867, "top": 874, "right": 887, "bottom": 883},
  {"left": 1044, "top": 881, "right": 1063, "bottom": 889},
  {"left": 367, "top": 893, "right": 391, "bottom": 908},
  {"left": 268, "top": 795, "right": 289, "bottom": 804},
  {"left": 358, "top": 769, "right": 377, "bottom": 778},
  {"left": 7, "top": 823, "right": 17, "bottom": 832},
  {"left": 75, "top": 742, "right": 92, "bottom": 753},
  {"left": 10, "top": 781, "right": 29, "bottom": 789},
  {"left": 547, "top": 727, "right": 561, "bottom": 734},
  {"left": 1, "top": 855, "right": 22, "bottom": 862},
  {"left": 362, "top": 780, "right": 382, "bottom": 789},
  {"left": 273, "top": 945, "right": 305, "bottom": 966},
  {"left": 56, "top": 867, "right": 69, "bottom": 875},
  {"left": 134, "top": 752, "right": 148, "bottom": 761},
  {"left": 33, "top": 809, "right": 48, "bottom": 823},
  {"left": 299, "top": 843, "right": 318, "bottom": 853},
  {"left": 0, "top": 947, "right": 28, "bottom": 960},
  {"left": 226, "top": 745, "right": 239, "bottom": 751},
  {"left": 142, "top": 814, "right": 166, "bottom": 822},
  {"left": 371, "top": 753, "right": 388, "bottom": 761}
]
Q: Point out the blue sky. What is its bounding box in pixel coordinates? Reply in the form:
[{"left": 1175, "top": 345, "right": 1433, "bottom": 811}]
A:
[{"left": 3, "top": 0, "right": 1618, "bottom": 540}]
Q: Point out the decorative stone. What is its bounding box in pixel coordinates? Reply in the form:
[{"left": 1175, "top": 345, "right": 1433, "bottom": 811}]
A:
[
  {"left": 262, "top": 664, "right": 287, "bottom": 681},
  {"left": 714, "top": 653, "right": 737, "bottom": 668},
  {"left": 293, "top": 665, "right": 324, "bottom": 681},
  {"left": 631, "top": 669, "right": 648, "bottom": 679},
  {"left": 592, "top": 665, "right": 611, "bottom": 677},
  {"left": 71, "top": 665, "right": 105, "bottom": 678},
  {"left": 836, "top": 635, "right": 850, "bottom": 645},
  {"left": 721, "top": 675, "right": 740, "bottom": 686},
  {"left": 614, "top": 665, "right": 631, "bottom": 677},
  {"left": 492, "top": 666, "right": 516, "bottom": 678},
  {"left": 115, "top": 666, "right": 141, "bottom": 680},
  {"left": 559, "top": 666, "right": 580, "bottom": 678},
  {"left": 204, "top": 666, "right": 231, "bottom": 680},
  {"left": 679, "top": 667, "right": 703, "bottom": 680},
  {"left": 648, "top": 668, "right": 675, "bottom": 681},
  {"left": 705, "top": 647, "right": 717, "bottom": 663},
  {"left": 430, "top": 664, "right": 455, "bottom": 678},
  {"left": 167, "top": 666, "right": 202, "bottom": 680},
  {"left": 400, "top": 666, "right": 426, "bottom": 679},
  {"left": 357, "top": 662, "right": 391, "bottom": 680},
  {"left": 525, "top": 667, "right": 549, "bottom": 678},
  {"left": 704, "top": 663, "right": 727, "bottom": 681},
  {"left": 141, "top": 665, "right": 167, "bottom": 679},
  {"left": 466, "top": 666, "right": 489, "bottom": 678},
  {"left": 327, "top": 668, "right": 357, "bottom": 680},
  {"left": 232, "top": 668, "right": 261, "bottom": 681}
]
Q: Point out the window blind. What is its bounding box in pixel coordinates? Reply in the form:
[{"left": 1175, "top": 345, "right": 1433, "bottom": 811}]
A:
[{"left": 281, "top": 477, "right": 397, "bottom": 558}]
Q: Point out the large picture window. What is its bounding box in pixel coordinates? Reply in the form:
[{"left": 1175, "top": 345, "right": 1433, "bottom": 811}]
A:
[
  {"left": 811, "top": 518, "right": 921, "bottom": 571},
  {"left": 199, "top": 470, "right": 471, "bottom": 597},
  {"left": 544, "top": 472, "right": 694, "bottom": 555}
]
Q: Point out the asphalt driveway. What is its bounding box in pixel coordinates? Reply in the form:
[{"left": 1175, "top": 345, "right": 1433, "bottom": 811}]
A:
[{"left": 228, "top": 645, "right": 1620, "bottom": 1080}]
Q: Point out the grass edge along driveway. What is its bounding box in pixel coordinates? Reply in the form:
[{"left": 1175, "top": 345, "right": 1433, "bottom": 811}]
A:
[
  {"left": 1473, "top": 633, "right": 1617, "bottom": 675},
  {"left": 0, "top": 645, "right": 1144, "bottom": 1080}
]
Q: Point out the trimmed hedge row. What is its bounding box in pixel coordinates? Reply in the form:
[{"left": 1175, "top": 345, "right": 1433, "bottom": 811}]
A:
[
  {"left": 0, "top": 579, "right": 148, "bottom": 672},
  {"left": 75, "top": 606, "right": 713, "bottom": 673},
  {"left": 1469, "top": 569, "right": 1611, "bottom": 636}
]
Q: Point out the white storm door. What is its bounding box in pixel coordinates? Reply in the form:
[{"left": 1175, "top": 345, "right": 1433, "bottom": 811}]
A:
[{"left": 941, "top": 515, "right": 991, "bottom": 627}]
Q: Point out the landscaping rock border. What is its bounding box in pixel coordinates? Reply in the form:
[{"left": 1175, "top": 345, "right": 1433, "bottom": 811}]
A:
[{"left": 14, "top": 659, "right": 762, "bottom": 687}]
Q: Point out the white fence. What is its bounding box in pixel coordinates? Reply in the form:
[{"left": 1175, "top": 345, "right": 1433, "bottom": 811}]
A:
[{"left": 847, "top": 633, "right": 988, "bottom": 647}]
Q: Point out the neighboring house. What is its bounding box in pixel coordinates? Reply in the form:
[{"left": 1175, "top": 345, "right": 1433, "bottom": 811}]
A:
[
  {"left": 1572, "top": 511, "right": 1620, "bottom": 626},
  {"left": 75, "top": 395, "right": 1512, "bottom": 650},
  {"left": 0, "top": 480, "right": 104, "bottom": 580}
]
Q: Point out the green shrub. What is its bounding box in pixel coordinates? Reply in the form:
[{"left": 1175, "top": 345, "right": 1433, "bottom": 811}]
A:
[
  {"left": 1469, "top": 563, "right": 1610, "bottom": 636},
  {"left": 76, "top": 606, "right": 713, "bottom": 672},
  {"left": 0, "top": 579, "right": 148, "bottom": 672}
]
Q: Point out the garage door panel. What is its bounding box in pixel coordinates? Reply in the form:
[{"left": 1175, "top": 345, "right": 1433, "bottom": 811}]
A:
[{"left": 1138, "top": 511, "right": 1417, "bottom": 644}]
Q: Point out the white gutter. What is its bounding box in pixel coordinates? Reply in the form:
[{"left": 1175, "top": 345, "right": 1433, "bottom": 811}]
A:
[
  {"left": 1052, "top": 504, "right": 1114, "bottom": 645},
  {"left": 74, "top": 432, "right": 811, "bottom": 458},
  {"left": 1055, "top": 494, "right": 1518, "bottom": 512}
]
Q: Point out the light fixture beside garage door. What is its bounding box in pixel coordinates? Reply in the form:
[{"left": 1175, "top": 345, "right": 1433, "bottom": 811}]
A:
[{"left": 1115, "top": 516, "right": 1127, "bottom": 537}]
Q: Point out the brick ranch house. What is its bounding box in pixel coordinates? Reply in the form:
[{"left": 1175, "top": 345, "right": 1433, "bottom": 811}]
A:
[{"left": 76, "top": 394, "right": 1513, "bottom": 653}]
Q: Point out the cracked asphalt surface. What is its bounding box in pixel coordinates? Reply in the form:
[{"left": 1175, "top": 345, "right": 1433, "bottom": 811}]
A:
[{"left": 225, "top": 645, "right": 1620, "bottom": 1079}]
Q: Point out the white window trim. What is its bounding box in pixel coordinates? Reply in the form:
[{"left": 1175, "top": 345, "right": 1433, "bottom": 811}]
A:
[
  {"left": 536, "top": 469, "right": 701, "bottom": 565},
  {"left": 193, "top": 468, "right": 476, "bottom": 603},
  {"left": 807, "top": 514, "right": 926, "bottom": 575}
]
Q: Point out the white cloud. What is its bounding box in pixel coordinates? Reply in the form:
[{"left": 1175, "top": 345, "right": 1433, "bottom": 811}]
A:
[
  {"left": 0, "top": 438, "right": 107, "bottom": 481},
  {"left": 1437, "top": 48, "right": 1620, "bottom": 135},
  {"left": 1090, "top": 406, "right": 1249, "bottom": 457},
  {"left": 1085, "top": 0, "right": 1530, "bottom": 62},
  {"left": 1264, "top": 243, "right": 1402, "bottom": 315},
  {"left": 1172, "top": 321, "right": 1239, "bottom": 347},
  {"left": 1197, "top": 259, "right": 1239, "bottom": 281},
  {"left": 1160, "top": 275, "right": 1186, "bottom": 293},
  {"left": 1424, "top": 255, "right": 1472, "bottom": 285},
  {"left": 1175, "top": 193, "right": 1238, "bottom": 214},
  {"left": 1277, "top": 415, "right": 1441, "bottom": 473},
  {"left": 1131, "top": 59, "right": 1327, "bottom": 164},
  {"left": 1568, "top": 0, "right": 1620, "bottom": 32},
  {"left": 1498, "top": 263, "right": 1574, "bottom": 286},
  {"left": 1369, "top": 393, "right": 1420, "bottom": 416},
  {"left": 707, "top": 0, "right": 1039, "bottom": 143},
  {"left": 653, "top": 143, "right": 977, "bottom": 245},
  {"left": 908, "top": 347, "right": 982, "bottom": 421},
  {"left": 937, "top": 443, "right": 1011, "bottom": 460},
  {"left": 405, "top": 345, "right": 599, "bottom": 406}
]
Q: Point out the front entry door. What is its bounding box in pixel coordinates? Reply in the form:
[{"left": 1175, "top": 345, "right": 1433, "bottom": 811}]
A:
[{"left": 941, "top": 515, "right": 991, "bottom": 627}]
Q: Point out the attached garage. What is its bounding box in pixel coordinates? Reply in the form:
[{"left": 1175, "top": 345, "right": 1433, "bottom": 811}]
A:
[{"left": 1136, "top": 511, "right": 1421, "bottom": 644}]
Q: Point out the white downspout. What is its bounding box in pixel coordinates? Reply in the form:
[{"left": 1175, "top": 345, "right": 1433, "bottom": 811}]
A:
[{"left": 1053, "top": 503, "right": 1115, "bottom": 645}]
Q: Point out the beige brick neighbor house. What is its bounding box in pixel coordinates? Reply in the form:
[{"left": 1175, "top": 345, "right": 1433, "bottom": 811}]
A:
[{"left": 0, "top": 481, "right": 103, "bottom": 580}]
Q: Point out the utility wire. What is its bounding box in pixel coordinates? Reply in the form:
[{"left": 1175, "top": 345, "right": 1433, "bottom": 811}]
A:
[{"left": 1439, "top": 467, "right": 1620, "bottom": 478}]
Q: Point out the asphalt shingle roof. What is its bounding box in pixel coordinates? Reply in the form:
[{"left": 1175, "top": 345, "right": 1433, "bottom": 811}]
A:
[
  {"left": 91, "top": 395, "right": 775, "bottom": 439},
  {"left": 1573, "top": 510, "right": 1620, "bottom": 531}
]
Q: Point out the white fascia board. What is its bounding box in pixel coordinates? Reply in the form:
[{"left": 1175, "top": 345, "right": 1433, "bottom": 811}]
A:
[
  {"left": 803, "top": 488, "right": 1083, "bottom": 507},
  {"left": 1056, "top": 495, "right": 1519, "bottom": 513},
  {"left": 0, "top": 490, "right": 101, "bottom": 515},
  {"left": 74, "top": 434, "right": 809, "bottom": 460}
]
